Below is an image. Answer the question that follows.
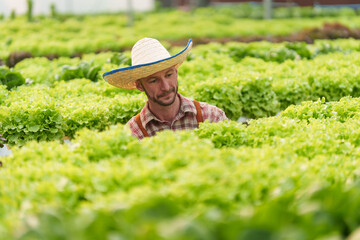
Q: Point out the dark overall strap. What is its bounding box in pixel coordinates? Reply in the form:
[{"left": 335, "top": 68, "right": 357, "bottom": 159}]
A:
[
  {"left": 135, "top": 113, "right": 149, "bottom": 138},
  {"left": 193, "top": 100, "right": 203, "bottom": 123}
]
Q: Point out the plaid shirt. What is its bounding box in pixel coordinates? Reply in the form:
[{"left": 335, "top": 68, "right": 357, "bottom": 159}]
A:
[{"left": 127, "top": 94, "right": 229, "bottom": 139}]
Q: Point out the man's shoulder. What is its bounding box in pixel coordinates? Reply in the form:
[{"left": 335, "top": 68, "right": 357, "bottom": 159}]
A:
[
  {"left": 126, "top": 115, "right": 145, "bottom": 140},
  {"left": 180, "top": 94, "right": 213, "bottom": 111},
  {"left": 198, "top": 101, "right": 229, "bottom": 122},
  {"left": 178, "top": 94, "right": 225, "bottom": 116},
  {"left": 126, "top": 115, "right": 137, "bottom": 127},
  {"left": 199, "top": 101, "right": 222, "bottom": 111},
  {"left": 179, "top": 93, "right": 228, "bottom": 121},
  {"left": 126, "top": 115, "right": 139, "bottom": 135}
]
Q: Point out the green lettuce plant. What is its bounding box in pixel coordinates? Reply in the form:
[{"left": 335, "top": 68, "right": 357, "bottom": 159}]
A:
[{"left": 0, "top": 67, "right": 25, "bottom": 90}]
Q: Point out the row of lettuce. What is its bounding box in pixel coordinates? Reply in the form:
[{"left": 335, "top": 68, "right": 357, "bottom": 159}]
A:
[
  {"left": 1, "top": 39, "right": 360, "bottom": 146},
  {"left": 1, "top": 8, "right": 360, "bottom": 62},
  {"left": 5, "top": 38, "right": 359, "bottom": 86},
  {"left": 1, "top": 95, "right": 360, "bottom": 239}
]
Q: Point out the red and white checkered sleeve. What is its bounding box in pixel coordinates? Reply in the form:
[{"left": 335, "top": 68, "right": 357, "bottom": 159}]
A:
[
  {"left": 126, "top": 116, "right": 145, "bottom": 140},
  {"left": 200, "top": 102, "right": 229, "bottom": 123}
]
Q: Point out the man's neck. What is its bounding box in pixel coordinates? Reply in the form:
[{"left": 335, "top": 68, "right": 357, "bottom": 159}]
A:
[{"left": 148, "top": 94, "right": 181, "bottom": 122}]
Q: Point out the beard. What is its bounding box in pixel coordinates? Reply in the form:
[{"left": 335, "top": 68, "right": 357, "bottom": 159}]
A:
[{"left": 144, "top": 85, "right": 178, "bottom": 107}]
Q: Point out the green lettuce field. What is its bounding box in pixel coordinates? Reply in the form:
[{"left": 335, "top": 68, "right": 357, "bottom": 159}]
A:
[{"left": 1, "top": 4, "right": 360, "bottom": 240}]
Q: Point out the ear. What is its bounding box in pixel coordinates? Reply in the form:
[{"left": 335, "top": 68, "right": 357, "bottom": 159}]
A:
[{"left": 135, "top": 80, "right": 144, "bottom": 92}]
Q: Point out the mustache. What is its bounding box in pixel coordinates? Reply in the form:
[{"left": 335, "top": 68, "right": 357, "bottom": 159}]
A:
[{"left": 158, "top": 88, "right": 175, "bottom": 98}]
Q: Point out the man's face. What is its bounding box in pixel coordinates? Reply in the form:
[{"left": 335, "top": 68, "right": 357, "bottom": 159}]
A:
[{"left": 136, "top": 66, "right": 178, "bottom": 107}]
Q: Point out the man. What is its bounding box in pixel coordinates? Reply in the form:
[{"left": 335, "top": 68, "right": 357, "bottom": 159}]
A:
[{"left": 103, "top": 38, "right": 228, "bottom": 139}]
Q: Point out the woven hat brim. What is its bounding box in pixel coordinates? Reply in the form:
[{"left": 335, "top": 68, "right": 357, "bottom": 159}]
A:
[{"left": 103, "top": 39, "right": 193, "bottom": 89}]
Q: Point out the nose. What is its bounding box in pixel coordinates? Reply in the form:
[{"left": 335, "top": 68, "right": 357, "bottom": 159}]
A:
[{"left": 159, "top": 78, "right": 171, "bottom": 91}]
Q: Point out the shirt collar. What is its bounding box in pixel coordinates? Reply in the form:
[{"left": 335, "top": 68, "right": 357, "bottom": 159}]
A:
[{"left": 140, "top": 93, "right": 197, "bottom": 126}]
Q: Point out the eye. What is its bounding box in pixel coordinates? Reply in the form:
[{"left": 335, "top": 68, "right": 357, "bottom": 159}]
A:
[
  {"left": 167, "top": 72, "right": 173, "bottom": 77},
  {"left": 148, "top": 79, "right": 157, "bottom": 83}
]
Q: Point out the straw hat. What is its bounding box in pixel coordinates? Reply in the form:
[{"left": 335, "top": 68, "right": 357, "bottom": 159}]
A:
[{"left": 103, "top": 38, "right": 193, "bottom": 89}]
